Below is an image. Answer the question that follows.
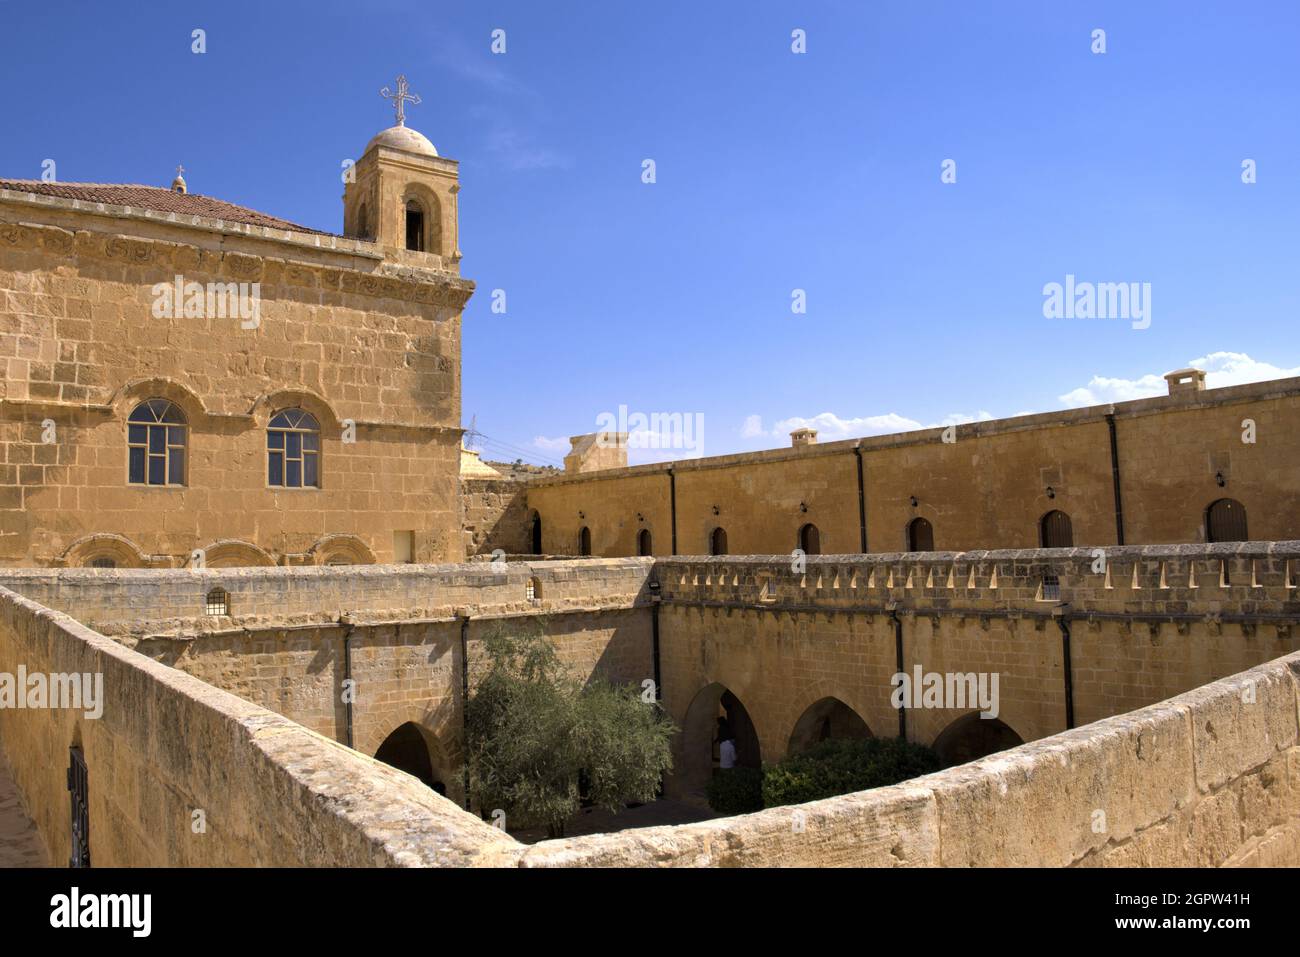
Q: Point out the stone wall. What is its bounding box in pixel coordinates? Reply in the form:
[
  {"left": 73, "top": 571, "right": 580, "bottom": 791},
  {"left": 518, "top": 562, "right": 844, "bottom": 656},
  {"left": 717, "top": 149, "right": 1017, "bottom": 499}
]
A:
[
  {"left": 460, "top": 476, "right": 532, "bottom": 557},
  {"left": 0, "top": 561, "right": 655, "bottom": 805},
  {"left": 516, "top": 650, "right": 1300, "bottom": 866},
  {"left": 526, "top": 377, "right": 1300, "bottom": 557},
  {"left": 0, "top": 583, "right": 518, "bottom": 866},
  {"left": 1, "top": 556, "right": 1296, "bottom": 867}
]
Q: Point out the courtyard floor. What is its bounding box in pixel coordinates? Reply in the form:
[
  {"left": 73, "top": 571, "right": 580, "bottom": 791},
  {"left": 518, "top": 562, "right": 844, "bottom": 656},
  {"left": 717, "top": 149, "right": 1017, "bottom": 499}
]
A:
[{"left": 0, "top": 747, "right": 47, "bottom": 867}]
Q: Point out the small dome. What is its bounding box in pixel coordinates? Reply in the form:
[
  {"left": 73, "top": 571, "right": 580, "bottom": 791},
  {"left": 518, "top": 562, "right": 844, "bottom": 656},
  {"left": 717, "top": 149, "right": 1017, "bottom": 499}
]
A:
[{"left": 365, "top": 125, "right": 438, "bottom": 157}]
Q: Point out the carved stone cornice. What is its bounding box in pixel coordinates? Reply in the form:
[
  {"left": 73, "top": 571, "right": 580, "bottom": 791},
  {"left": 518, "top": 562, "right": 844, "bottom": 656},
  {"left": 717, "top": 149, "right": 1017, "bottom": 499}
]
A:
[{"left": 0, "top": 195, "right": 475, "bottom": 311}]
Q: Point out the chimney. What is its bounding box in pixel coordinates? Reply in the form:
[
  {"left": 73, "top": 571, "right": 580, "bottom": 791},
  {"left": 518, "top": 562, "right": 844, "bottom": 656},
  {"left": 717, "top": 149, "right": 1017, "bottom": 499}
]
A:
[
  {"left": 564, "top": 432, "right": 628, "bottom": 472},
  {"left": 790, "top": 428, "right": 818, "bottom": 448},
  {"left": 1164, "top": 368, "right": 1206, "bottom": 396}
]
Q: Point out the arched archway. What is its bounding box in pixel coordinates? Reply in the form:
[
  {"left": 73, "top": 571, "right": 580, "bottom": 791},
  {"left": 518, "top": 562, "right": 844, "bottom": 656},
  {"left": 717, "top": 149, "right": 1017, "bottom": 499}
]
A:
[
  {"left": 679, "top": 683, "right": 761, "bottom": 799},
  {"left": 578, "top": 526, "right": 592, "bottom": 556},
  {"left": 931, "top": 712, "right": 1023, "bottom": 768},
  {"left": 787, "top": 697, "right": 872, "bottom": 755},
  {"left": 1206, "top": 498, "right": 1247, "bottom": 543},
  {"left": 710, "top": 527, "right": 728, "bottom": 556},
  {"left": 798, "top": 523, "right": 821, "bottom": 555},
  {"left": 1040, "top": 510, "right": 1073, "bottom": 548},
  {"left": 530, "top": 513, "right": 542, "bottom": 555},
  {"left": 907, "top": 517, "right": 934, "bottom": 552},
  {"left": 637, "top": 528, "right": 652, "bottom": 556},
  {"left": 374, "top": 722, "right": 447, "bottom": 795}
]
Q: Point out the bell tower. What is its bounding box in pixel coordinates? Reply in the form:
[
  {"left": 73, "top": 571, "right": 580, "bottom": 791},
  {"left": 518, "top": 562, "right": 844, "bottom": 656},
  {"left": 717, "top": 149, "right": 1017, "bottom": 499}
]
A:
[{"left": 344, "top": 75, "right": 461, "bottom": 269}]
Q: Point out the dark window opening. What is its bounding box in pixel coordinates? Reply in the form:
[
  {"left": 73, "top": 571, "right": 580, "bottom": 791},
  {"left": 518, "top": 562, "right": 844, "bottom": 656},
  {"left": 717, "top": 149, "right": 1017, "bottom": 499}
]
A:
[
  {"left": 1040, "top": 510, "right": 1074, "bottom": 548},
  {"left": 799, "top": 523, "right": 821, "bottom": 555},
  {"left": 1206, "top": 498, "right": 1248, "bottom": 543},
  {"left": 578, "top": 526, "right": 591, "bottom": 556},
  {"left": 710, "top": 527, "right": 728, "bottom": 556},
  {"left": 405, "top": 201, "right": 425, "bottom": 252},
  {"left": 907, "top": 517, "right": 934, "bottom": 552},
  {"left": 637, "top": 528, "right": 652, "bottom": 556}
]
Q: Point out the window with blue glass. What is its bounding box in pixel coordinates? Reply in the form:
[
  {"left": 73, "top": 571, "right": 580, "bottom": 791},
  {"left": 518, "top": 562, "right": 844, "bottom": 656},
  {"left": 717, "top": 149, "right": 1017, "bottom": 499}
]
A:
[
  {"left": 127, "top": 399, "right": 187, "bottom": 486},
  {"left": 267, "top": 409, "right": 320, "bottom": 488}
]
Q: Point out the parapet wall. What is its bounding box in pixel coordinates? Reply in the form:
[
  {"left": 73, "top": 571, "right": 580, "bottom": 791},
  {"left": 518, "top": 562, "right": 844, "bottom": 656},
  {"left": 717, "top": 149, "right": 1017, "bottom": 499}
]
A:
[
  {"left": 517, "top": 650, "right": 1300, "bottom": 867},
  {"left": 0, "top": 584, "right": 519, "bottom": 867},
  {"left": 0, "top": 554, "right": 1297, "bottom": 867},
  {"left": 0, "top": 559, "right": 655, "bottom": 636}
]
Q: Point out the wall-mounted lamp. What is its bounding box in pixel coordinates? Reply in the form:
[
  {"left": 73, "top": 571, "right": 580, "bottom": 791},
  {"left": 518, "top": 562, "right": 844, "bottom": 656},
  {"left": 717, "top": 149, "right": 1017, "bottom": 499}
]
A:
[
  {"left": 1215, "top": 471, "right": 1226, "bottom": 488},
  {"left": 909, "top": 496, "right": 918, "bottom": 508},
  {"left": 1045, "top": 486, "right": 1056, "bottom": 499},
  {"left": 636, "top": 512, "right": 644, "bottom": 522},
  {"left": 711, "top": 505, "right": 720, "bottom": 516},
  {"left": 799, "top": 501, "right": 808, "bottom": 513},
  {"left": 578, "top": 511, "right": 585, "bottom": 520}
]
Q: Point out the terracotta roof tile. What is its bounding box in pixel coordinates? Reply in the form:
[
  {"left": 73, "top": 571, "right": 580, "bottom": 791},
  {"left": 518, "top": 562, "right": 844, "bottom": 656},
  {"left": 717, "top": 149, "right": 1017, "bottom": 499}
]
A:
[{"left": 0, "top": 179, "right": 334, "bottom": 236}]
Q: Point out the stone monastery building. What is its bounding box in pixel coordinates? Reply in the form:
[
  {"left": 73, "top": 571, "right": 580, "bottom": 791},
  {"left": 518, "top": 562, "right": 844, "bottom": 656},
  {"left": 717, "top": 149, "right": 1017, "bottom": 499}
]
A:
[
  {"left": 1, "top": 100, "right": 1299, "bottom": 870},
  {"left": 0, "top": 111, "right": 471, "bottom": 569}
]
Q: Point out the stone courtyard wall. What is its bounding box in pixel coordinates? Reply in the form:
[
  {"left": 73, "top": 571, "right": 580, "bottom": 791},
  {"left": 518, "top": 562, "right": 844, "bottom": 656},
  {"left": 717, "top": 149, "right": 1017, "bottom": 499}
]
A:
[
  {"left": 0, "top": 556, "right": 1297, "bottom": 867},
  {"left": 526, "top": 377, "right": 1300, "bottom": 557},
  {"left": 0, "top": 583, "right": 518, "bottom": 866},
  {"left": 517, "top": 650, "right": 1300, "bottom": 866}
]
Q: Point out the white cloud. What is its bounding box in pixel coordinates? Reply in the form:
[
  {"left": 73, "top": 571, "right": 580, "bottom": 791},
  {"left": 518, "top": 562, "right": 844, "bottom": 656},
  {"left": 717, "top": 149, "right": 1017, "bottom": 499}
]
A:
[
  {"left": 752, "top": 409, "right": 995, "bottom": 444},
  {"left": 532, "top": 435, "right": 569, "bottom": 453},
  {"left": 1059, "top": 352, "right": 1300, "bottom": 408}
]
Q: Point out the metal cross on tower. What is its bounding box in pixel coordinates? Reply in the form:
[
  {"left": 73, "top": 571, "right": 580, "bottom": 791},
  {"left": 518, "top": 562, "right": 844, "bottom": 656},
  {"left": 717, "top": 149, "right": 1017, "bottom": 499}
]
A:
[{"left": 380, "top": 74, "right": 421, "bottom": 127}]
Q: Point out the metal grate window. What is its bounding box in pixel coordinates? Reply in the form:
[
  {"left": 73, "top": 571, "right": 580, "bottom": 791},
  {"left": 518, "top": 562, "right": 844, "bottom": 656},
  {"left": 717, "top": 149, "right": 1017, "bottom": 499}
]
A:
[
  {"left": 67, "top": 747, "right": 89, "bottom": 868},
  {"left": 1041, "top": 575, "right": 1061, "bottom": 601},
  {"left": 205, "top": 587, "right": 230, "bottom": 616}
]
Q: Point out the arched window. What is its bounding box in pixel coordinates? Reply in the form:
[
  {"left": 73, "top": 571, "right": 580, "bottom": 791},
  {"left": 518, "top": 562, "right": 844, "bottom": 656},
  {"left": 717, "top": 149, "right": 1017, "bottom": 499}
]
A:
[
  {"left": 578, "top": 526, "right": 592, "bottom": 556},
  {"left": 710, "top": 527, "right": 728, "bottom": 556},
  {"left": 799, "top": 523, "right": 821, "bottom": 555},
  {"left": 637, "top": 528, "right": 653, "bottom": 556},
  {"left": 1206, "top": 498, "right": 1248, "bottom": 543},
  {"left": 268, "top": 409, "right": 320, "bottom": 488},
  {"left": 405, "top": 200, "right": 425, "bottom": 252},
  {"left": 531, "top": 514, "right": 543, "bottom": 555},
  {"left": 357, "top": 203, "right": 370, "bottom": 240},
  {"left": 89, "top": 557, "right": 116, "bottom": 569},
  {"left": 1040, "top": 510, "right": 1073, "bottom": 548},
  {"left": 907, "top": 517, "right": 934, "bottom": 552},
  {"left": 128, "top": 398, "right": 187, "bottom": 486}
]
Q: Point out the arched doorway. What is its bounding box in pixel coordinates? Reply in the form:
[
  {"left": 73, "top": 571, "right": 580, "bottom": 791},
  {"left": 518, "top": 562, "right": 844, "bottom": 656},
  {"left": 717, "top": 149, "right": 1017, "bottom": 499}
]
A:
[
  {"left": 637, "top": 528, "right": 652, "bottom": 556},
  {"left": 931, "top": 713, "right": 1023, "bottom": 768},
  {"left": 374, "top": 722, "right": 447, "bottom": 794},
  {"left": 1040, "top": 510, "right": 1073, "bottom": 548},
  {"left": 907, "top": 517, "right": 934, "bottom": 552},
  {"left": 530, "top": 513, "right": 542, "bottom": 555},
  {"left": 679, "top": 683, "right": 761, "bottom": 799},
  {"left": 798, "top": 523, "right": 821, "bottom": 555},
  {"left": 787, "top": 697, "right": 871, "bottom": 755},
  {"left": 1206, "top": 498, "right": 1247, "bottom": 543},
  {"left": 578, "top": 526, "right": 592, "bottom": 556},
  {"left": 710, "top": 527, "right": 728, "bottom": 556}
]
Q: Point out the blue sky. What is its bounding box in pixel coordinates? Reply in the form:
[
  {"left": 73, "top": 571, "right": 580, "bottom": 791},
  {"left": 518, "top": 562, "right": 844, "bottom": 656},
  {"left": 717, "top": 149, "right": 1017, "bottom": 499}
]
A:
[{"left": 2, "top": 1, "right": 1297, "bottom": 466}]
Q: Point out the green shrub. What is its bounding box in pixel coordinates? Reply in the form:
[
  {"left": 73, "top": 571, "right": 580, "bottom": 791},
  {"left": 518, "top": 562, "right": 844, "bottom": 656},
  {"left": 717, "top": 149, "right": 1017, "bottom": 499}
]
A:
[
  {"left": 761, "top": 737, "right": 940, "bottom": 808},
  {"left": 705, "top": 766, "right": 764, "bottom": 815}
]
